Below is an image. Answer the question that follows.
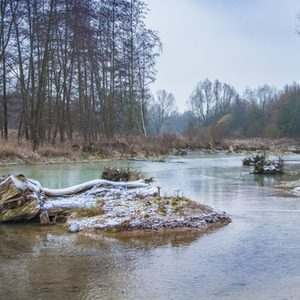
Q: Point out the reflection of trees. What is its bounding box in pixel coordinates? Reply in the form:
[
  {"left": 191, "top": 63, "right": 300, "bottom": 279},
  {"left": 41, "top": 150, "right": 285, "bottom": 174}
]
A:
[
  {"left": 0, "top": 225, "right": 89, "bottom": 299},
  {"left": 0, "top": 219, "right": 229, "bottom": 299},
  {"left": 254, "top": 174, "right": 281, "bottom": 187},
  {"left": 81, "top": 229, "right": 203, "bottom": 248},
  {"left": 0, "top": 223, "right": 222, "bottom": 299}
]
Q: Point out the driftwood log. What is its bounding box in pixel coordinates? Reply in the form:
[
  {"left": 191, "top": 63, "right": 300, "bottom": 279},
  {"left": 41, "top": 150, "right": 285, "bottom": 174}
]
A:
[{"left": 0, "top": 175, "right": 151, "bottom": 223}]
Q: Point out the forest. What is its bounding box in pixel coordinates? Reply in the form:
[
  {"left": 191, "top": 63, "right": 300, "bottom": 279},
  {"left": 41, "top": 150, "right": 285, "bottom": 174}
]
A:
[
  {"left": 0, "top": 0, "right": 162, "bottom": 149},
  {"left": 164, "top": 80, "right": 300, "bottom": 141},
  {"left": 0, "top": 0, "right": 300, "bottom": 152}
]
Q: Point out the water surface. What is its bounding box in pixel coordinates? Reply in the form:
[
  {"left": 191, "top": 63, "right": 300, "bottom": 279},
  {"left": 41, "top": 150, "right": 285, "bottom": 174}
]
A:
[{"left": 1, "top": 154, "right": 300, "bottom": 300}]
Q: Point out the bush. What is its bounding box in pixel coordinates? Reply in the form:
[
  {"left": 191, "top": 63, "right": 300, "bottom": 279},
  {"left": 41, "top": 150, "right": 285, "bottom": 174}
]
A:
[{"left": 101, "top": 166, "right": 143, "bottom": 182}]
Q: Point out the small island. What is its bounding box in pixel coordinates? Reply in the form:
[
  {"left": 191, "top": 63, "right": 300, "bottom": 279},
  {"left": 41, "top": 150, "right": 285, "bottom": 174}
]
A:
[
  {"left": 243, "top": 153, "right": 284, "bottom": 175},
  {"left": 0, "top": 174, "right": 230, "bottom": 233}
]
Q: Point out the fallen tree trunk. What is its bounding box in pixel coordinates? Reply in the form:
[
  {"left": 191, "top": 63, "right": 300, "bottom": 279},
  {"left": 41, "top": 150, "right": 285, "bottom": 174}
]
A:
[
  {"left": 0, "top": 175, "right": 155, "bottom": 222},
  {"left": 42, "top": 179, "right": 150, "bottom": 197}
]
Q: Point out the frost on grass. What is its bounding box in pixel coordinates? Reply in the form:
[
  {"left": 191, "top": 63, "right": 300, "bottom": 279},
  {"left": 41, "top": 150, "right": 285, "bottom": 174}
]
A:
[
  {"left": 0, "top": 175, "right": 230, "bottom": 232},
  {"left": 64, "top": 192, "right": 230, "bottom": 233}
]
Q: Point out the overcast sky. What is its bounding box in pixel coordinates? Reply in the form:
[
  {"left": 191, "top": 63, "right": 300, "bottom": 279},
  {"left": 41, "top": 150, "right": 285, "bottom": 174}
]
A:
[{"left": 145, "top": 0, "right": 300, "bottom": 111}]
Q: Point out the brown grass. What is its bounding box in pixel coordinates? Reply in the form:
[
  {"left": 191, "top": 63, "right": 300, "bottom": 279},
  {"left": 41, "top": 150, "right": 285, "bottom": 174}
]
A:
[
  {"left": 0, "top": 139, "right": 75, "bottom": 163},
  {"left": 91, "top": 134, "right": 188, "bottom": 157},
  {"left": 0, "top": 143, "right": 38, "bottom": 161},
  {"left": 74, "top": 199, "right": 105, "bottom": 218},
  {"left": 0, "top": 130, "right": 299, "bottom": 165},
  {"left": 223, "top": 137, "right": 298, "bottom": 151},
  {"left": 37, "top": 145, "right": 73, "bottom": 158}
]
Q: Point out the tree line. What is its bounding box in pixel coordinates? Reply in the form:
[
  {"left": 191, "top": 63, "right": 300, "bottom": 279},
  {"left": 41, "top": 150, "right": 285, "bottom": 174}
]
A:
[
  {"left": 0, "top": 0, "right": 161, "bottom": 149},
  {"left": 160, "top": 79, "right": 300, "bottom": 140},
  {"left": 1, "top": 0, "right": 299, "bottom": 149}
]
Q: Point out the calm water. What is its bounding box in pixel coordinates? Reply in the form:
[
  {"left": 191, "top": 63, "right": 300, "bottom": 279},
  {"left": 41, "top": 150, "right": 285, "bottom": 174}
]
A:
[{"left": 1, "top": 154, "right": 300, "bottom": 300}]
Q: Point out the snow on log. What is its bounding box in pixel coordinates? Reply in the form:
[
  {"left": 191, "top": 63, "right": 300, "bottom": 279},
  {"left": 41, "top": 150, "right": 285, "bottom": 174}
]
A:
[
  {"left": 42, "top": 179, "right": 150, "bottom": 197},
  {"left": 0, "top": 174, "right": 231, "bottom": 233}
]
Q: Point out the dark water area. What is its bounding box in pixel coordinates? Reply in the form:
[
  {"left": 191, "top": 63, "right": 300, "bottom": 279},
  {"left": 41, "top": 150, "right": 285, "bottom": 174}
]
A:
[{"left": 1, "top": 154, "right": 300, "bottom": 300}]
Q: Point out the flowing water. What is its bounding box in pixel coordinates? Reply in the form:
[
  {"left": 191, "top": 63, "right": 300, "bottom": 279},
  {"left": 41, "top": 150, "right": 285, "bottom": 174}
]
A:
[{"left": 1, "top": 154, "right": 300, "bottom": 300}]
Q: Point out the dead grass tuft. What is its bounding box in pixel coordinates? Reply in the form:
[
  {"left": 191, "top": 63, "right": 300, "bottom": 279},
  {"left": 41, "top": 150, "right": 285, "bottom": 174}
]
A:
[
  {"left": 101, "top": 166, "right": 143, "bottom": 182},
  {"left": 75, "top": 199, "right": 105, "bottom": 218},
  {"left": 37, "top": 145, "right": 73, "bottom": 158}
]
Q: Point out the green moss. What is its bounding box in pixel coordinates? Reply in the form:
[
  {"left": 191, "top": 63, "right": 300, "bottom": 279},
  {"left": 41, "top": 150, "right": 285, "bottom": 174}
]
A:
[
  {"left": 180, "top": 197, "right": 189, "bottom": 202},
  {"left": 173, "top": 197, "right": 191, "bottom": 202},
  {"left": 110, "top": 228, "right": 117, "bottom": 233},
  {"left": 157, "top": 202, "right": 167, "bottom": 215},
  {"left": 170, "top": 196, "right": 189, "bottom": 206},
  {"left": 159, "top": 207, "right": 167, "bottom": 214},
  {"left": 171, "top": 198, "right": 178, "bottom": 206},
  {"left": 173, "top": 205, "right": 181, "bottom": 213}
]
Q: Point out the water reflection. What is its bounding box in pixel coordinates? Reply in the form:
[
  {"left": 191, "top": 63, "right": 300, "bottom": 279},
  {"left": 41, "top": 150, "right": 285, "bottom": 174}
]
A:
[
  {"left": 1, "top": 154, "right": 300, "bottom": 299},
  {"left": 0, "top": 223, "right": 222, "bottom": 300},
  {"left": 253, "top": 174, "right": 282, "bottom": 186},
  {"left": 79, "top": 225, "right": 226, "bottom": 249}
]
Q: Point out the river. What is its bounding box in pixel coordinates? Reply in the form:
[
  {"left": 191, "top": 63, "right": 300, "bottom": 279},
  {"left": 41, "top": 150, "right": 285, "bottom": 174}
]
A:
[{"left": 1, "top": 154, "right": 300, "bottom": 300}]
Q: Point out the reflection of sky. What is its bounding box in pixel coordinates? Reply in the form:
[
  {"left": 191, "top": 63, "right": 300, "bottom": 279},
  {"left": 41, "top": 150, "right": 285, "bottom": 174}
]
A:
[
  {"left": 145, "top": 0, "right": 300, "bottom": 111},
  {"left": 2, "top": 155, "right": 300, "bottom": 299}
]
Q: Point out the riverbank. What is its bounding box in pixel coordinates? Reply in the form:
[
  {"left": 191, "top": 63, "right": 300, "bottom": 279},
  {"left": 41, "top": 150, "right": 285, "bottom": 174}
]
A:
[{"left": 0, "top": 135, "right": 299, "bottom": 166}]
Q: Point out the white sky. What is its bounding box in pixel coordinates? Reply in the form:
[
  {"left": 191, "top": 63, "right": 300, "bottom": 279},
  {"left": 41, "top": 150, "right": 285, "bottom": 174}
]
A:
[{"left": 145, "top": 0, "right": 300, "bottom": 111}]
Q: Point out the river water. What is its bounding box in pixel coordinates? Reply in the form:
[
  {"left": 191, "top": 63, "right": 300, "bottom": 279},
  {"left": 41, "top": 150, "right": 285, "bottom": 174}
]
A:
[{"left": 1, "top": 154, "right": 300, "bottom": 300}]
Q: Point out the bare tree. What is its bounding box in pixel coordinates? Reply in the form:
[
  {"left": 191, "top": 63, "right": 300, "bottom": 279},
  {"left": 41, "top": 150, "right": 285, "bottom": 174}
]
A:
[
  {"left": 0, "top": 0, "right": 19, "bottom": 139},
  {"left": 0, "top": 0, "right": 162, "bottom": 147},
  {"left": 151, "top": 89, "right": 176, "bottom": 134}
]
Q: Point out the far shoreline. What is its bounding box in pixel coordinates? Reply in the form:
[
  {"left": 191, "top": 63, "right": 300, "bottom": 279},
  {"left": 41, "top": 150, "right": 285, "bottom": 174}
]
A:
[{"left": 0, "top": 137, "right": 299, "bottom": 167}]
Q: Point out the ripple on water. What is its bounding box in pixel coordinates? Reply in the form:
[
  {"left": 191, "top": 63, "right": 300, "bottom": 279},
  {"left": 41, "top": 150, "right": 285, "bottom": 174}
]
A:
[{"left": 1, "top": 154, "right": 300, "bottom": 299}]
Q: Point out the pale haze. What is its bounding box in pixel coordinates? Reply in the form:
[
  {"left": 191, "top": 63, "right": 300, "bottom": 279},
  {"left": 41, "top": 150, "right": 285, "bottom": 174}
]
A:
[{"left": 145, "top": 0, "right": 300, "bottom": 111}]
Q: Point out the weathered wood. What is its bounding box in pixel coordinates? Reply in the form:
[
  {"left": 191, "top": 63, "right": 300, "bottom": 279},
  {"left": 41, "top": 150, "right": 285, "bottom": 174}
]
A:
[
  {"left": 0, "top": 175, "right": 41, "bottom": 222},
  {"left": 39, "top": 211, "right": 50, "bottom": 225},
  {"left": 0, "top": 175, "right": 151, "bottom": 222}
]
